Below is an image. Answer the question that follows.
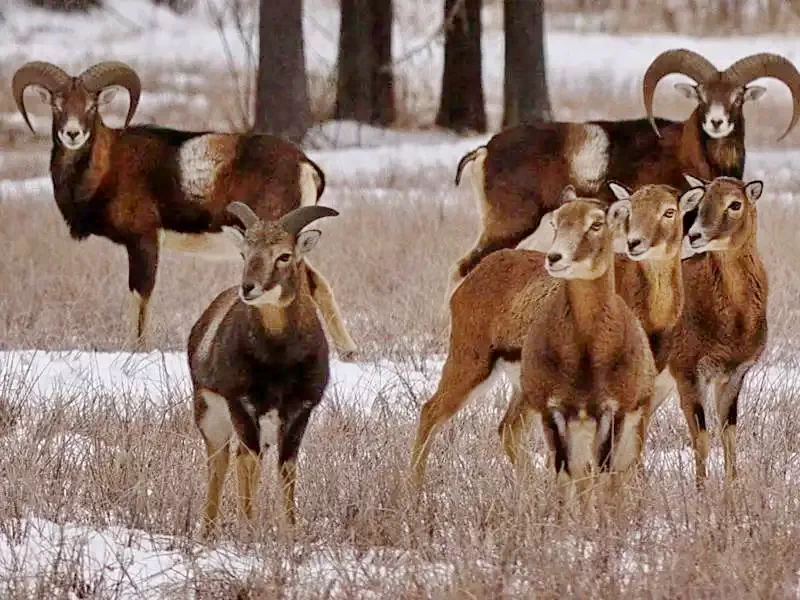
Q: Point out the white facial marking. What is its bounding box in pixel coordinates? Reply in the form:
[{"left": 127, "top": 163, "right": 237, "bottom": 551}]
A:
[
  {"left": 241, "top": 283, "right": 283, "bottom": 306},
  {"left": 160, "top": 230, "right": 240, "bottom": 261},
  {"left": 193, "top": 291, "right": 239, "bottom": 370},
  {"left": 179, "top": 134, "right": 229, "bottom": 200},
  {"left": 610, "top": 408, "right": 643, "bottom": 473},
  {"left": 198, "top": 389, "right": 234, "bottom": 448},
  {"left": 58, "top": 116, "right": 90, "bottom": 150},
  {"left": 703, "top": 103, "right": 734, "bottom": 139},
  {"left": 569, "top": 124, "right": 610, "bottom": 191},
  {"left": 258, "top": 409, "right": 281, "bottom": 450}
]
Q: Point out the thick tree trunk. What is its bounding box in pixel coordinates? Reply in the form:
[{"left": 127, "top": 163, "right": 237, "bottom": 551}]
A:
[
  {"left": 435, "top": 0, "right": 487, "bottom": 133},
  {"left": 253, "top": 0, "right": 310, "bottom": 142},
  {"left": 503, "top": 0, "right": 552, "bottom": 128},
  {"left": 334, "top": 0, "right": 395, "bottom": 125}
]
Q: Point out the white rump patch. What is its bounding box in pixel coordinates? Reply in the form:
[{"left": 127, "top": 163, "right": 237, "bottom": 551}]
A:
[
  {"left": 299, "top": 162, "right": 321, "bottom": 207},
  {"left": 193, "top": 292, "right": 239, "bottom": 369},
  {"left": 160, "top": 230, "right": 240, "bottom": 261},
  {"left": 610, "top": 408, "right": 643, "bottom": 473},
  {"left": 569, "top": 124, "right": 609, "bottom": 191},
  {"left": 179, "top": 135, "right": 229, "bottom": 200},
  {"left": 258, "top": 409, "right": 281, "bottom": 450},
  {"left": 198, "top": 389, "right": 234, "bottom": 448},
  {"left": 516, "top": 211, "right": 555, "bottom": 252}
]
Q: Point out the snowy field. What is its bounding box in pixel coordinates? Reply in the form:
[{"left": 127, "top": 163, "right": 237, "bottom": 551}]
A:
[{"left": 3, "top": 0, "right": 800, "bottom": 597}]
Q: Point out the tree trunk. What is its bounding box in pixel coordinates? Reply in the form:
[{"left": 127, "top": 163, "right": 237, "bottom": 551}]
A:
[
  {"left": 503, "top": 0, "right": 552, "bottom": 128},
  {"left": 435, "top": 0, "right": 487, "bottom": 133},
  {"left": 253, "top": 0, "right": 310, "bottom": 142},
  {"left": 26, "top": 0, "right": 101, "bottom": 11},
  {"left": 334, "top": 0, "right": 395, "bottom": 125}
]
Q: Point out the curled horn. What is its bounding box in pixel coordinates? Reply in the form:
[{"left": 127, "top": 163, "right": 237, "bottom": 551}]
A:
[
  {"left": 723, "top": 53, "right": 800, "bottom": 141},
  {"left": 279, "top": 206, "right": 340, "bottom": 237},
  {"left": 226, "top": 201, "right": 259, "bottom": 230},
  {"left": 643, "top": 49, "right": 718, "bottom": 137},
  {"left": 11, "top": 61, "right": 72, "bottom": 132},
  {"left": 78, "top": 61, "right": 141, "bottom": 127}
]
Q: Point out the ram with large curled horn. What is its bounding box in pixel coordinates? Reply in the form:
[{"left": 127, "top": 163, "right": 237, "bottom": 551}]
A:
[
  {"left": 444, "top": 49, "right": 800, "bottom": 295},
  {"left": 9, "top": 60, "right": 357, "bottom": 361}
]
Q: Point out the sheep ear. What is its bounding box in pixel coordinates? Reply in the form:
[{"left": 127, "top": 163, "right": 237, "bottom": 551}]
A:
[
  {"left": 674, "top": 83, "right": 700, "bottom": 101},
  {"left": 683, "top": 173, "right": 707, "bottom": 189},
  {"left": 559, "top": 185, "right": 578, "bottom": 204},
  {"left": 607, "top": 199, "right": 631, "bottom": 229},
  {"left": 221, "top": 225, "right": 245, "bottom": 248},
  {"left": 296, "top": 229, "right": 321, "bottom": 257},
  {"left": 679, "top": 187, "right": 705, "bottom": 215},
  {"left": 608, "top": 182, "right": 631, "bottom": 201},
  {"left": 744, "top": 180, "right": 764, "bottom": 203},
  {"left": 743, "top": 85, "right": 766, "bottom": 103},
  {"left": 97, "top": 86, "right": 119, "bottom": 107}
]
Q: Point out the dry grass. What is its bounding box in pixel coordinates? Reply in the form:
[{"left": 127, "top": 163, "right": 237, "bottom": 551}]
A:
[{"left": 3, "top": 59, "right": 800, "bottom": 597}]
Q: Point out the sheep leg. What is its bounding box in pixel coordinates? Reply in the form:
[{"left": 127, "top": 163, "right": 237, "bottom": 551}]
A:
[
  {"left": 125, "top": 236, "right": 159, "bottom": 349},
  {"left": 716, "top": 362, "right": 752, "bottom": 483},
  {"left": 498, "top": 391, "right": 538, "bottom": 484},
  {"left": 202, "top": 438, "right": 230, "bottom": 537},
  {"left": 236, "top": 447, "right": 261, "bottom": 522},
  {"left": 277, "top": 408, "right": 312, "bottom": 527},
  {"left": 304, "top": 260, "right": 357, "bottom": 362},
  {"left": 410, "top": 354, "right": 494, "bottom": 494},
  {"left": 195, "top": 389, "right": 234, "bottom": 537},
  {"left": 674, "top": 373, "right": 709, "bottom": 486}
]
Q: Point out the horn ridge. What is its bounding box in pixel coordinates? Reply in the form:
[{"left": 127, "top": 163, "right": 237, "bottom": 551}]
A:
[
  {"left": 279, "top": 206, "right": 340, "bottom": 237},
  {"left": 11, "top": 61, "right": 71, "bottom": 132},
  {"left": 226, "top": 201, "right": 259, "bottom": 229}
]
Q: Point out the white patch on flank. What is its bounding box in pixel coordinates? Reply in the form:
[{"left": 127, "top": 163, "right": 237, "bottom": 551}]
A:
[
  {"left": 179, "top": 134, "right": 228, "bottom": 199},
  {"left": 194, "top": 292, "right": 239, "bottom": 368},
  {"left": 569, "top": 124, "right": 609, "bottom": 190},
  {"left": 160, "top": 230, "right": 240, "bottom": 261},
  {"left": 258, "top": 409, "right": 281, "bottom": 450},
  {"left": 198, "top": 389, "right": 234, "bottom": 447},
  {"left": 567, "top": 416, "right": 597, "bottom": 479},
  {"left": 299, "top": 162, "right": 321, "bottom": 207},
  {"left": 610, "top": 407, "right": 643, "bottom": 473}
]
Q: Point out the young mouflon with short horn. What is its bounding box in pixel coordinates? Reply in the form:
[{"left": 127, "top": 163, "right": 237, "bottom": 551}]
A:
[
  {"left": 11, "top": 60, "right": 356, "bottom": 359},
  {"left": 188, "top": 202, "right": 339, "bottom": 535},
  {"left": 450, "top": 49, "right": 800, "bottom": 291}
]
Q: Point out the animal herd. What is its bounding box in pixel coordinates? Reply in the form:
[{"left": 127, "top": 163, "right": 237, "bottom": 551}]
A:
[{"left": 9, "top": 46, "right": 798, "bottom": 533}]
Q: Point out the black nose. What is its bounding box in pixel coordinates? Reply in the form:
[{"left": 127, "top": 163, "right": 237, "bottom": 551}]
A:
[
  {"left": 628, "top": 238, "right": 642, "bottom": 251},
  {"left": 547, "top": 252, "right": 562, "bottom": 265},
  {"left": 66, "top": 130, "right": 79, "bottom": 140},
  {"left": 688, "top": 232, "right": 702, "bottom": 243},
  {"left": 241, "top": 282, "right": 256, "bottom": 297},
  {"left": 710, "top": 119, "right": 723, "bottom": 129}
]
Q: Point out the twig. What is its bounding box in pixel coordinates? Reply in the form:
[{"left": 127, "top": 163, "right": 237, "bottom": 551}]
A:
[{"left": 379, "top": 0, "right": 467, "bottom": 73}]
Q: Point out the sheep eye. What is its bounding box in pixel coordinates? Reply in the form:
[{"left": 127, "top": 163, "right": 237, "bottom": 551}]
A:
[
  {"left": 590, "top": 221, "right": 603, "bottom": 232},
  {"left": 728, "top": 201, "right": 743, "bottom": 211},
  {"left": 276, "top": 253, "right": 292, "bottom": 265},
  {"left": 663, "top": 208, "right": 676, "bottom": 218}
]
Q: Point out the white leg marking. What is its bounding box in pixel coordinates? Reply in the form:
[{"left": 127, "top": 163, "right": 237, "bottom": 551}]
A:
[
  {"left": 160, "top": 230, "right": 240, "bottom": 261},
  {"left": 567, "top": 416, "right": 597, "bottom": 481},
  {"left": 193, "top": 292, "right": 239, "bottom": 370},
  {"left": 299, "top": 162, "right": 321, "bottom": 207},
  {"left": 179, "top": 134, "right": 228, "bottom": 200},
  {"left": 258, "top": 409, "right": 281, "bottom": 451},
  {"left": 126, "top": 291, "right": 146, "bottom": 344},
  {"left": 610, "top": 408, "right": 643, "bottom": 474},
  {"left": 569, "top": 124, "right": 610, "bottom": 191},
  {"left": 650, "top": 368, "right": 678, "bottom": 414},
  {"left": 199, "top": 389, "right": 234, "bottom": 447}
]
